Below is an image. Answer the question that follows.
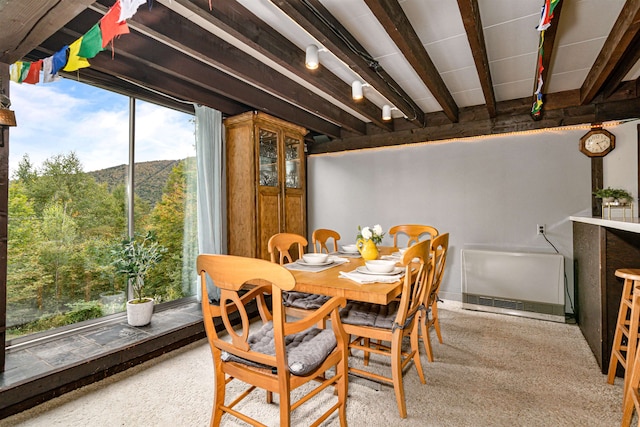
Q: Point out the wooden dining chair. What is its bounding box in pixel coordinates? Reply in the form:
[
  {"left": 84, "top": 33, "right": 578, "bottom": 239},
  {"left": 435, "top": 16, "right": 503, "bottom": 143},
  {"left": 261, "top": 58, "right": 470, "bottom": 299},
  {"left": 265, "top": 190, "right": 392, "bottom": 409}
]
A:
[
  {"left": 389, "top": 224, "right": 438, "bottom": 248},
  {"left": 312, "top": 228, "right": 341, "bottom": 253},
  {"left": 418, "top": 233, "right": 449, "bottom": 362},
  {"left": 268, "top": 232, "right": 307, "bottom": 264},
  {"left": 197, "top": 254, "right": 349, "bottom": 427},
  {"left": 340, "top": 239, "right": 432, "bottom": 418},
  {"left": 268, "top": 232, "right": 330, "bottom": 317}
]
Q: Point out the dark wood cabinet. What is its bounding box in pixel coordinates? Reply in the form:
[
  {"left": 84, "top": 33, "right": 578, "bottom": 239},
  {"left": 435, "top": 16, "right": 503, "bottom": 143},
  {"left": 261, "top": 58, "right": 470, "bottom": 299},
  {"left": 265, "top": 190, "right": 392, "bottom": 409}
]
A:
[
  {"left": 225, "top": 112, "right": 307, "bottom": 260},
  {"left": 573, "top": 220, "right": 640, "bottom": 375}
]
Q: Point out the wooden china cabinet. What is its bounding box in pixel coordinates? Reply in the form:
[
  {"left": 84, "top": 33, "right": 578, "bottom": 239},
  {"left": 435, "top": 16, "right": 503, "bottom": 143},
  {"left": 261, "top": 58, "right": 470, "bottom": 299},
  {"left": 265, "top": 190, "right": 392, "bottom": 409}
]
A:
[{"left": 224, "top": 111, "right": 307, "bottom": 260}]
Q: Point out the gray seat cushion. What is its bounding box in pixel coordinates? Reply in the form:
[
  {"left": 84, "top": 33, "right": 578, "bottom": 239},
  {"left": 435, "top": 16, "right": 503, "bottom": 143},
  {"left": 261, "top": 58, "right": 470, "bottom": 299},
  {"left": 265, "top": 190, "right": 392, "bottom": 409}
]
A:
[
  {"left": 283, "top": 291, "right": 331, "bottom": 309},
  {"left": 221, "top": 321, "right": 337, "bottom": 376},
  {"left": 340, "top": 300, "right": 402, "bottom": 329}
]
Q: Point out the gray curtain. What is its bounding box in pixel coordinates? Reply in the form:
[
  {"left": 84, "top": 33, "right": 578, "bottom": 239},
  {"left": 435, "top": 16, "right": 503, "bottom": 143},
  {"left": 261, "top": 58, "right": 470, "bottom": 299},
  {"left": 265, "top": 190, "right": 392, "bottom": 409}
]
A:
[{"left": 195, "top": 105, "right": 223, "bottom": 302}]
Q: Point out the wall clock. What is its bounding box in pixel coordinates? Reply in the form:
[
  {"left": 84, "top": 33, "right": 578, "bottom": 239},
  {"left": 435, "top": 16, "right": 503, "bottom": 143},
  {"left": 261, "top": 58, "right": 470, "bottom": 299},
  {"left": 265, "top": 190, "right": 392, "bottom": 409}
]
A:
[{"left": 579, "top": 128, "right": 615, "bottom": 157}]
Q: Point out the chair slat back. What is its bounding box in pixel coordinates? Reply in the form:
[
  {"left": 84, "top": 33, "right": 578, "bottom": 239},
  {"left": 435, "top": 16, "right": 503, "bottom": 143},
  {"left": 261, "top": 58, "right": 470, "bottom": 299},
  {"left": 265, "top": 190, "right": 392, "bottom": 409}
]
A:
[
  {"left": 389, "top": 224, "right": 439, "bottom": 248},
  {"left": 427, "top": 233, "right": 449, "bottom": 306},
  {"left": 396, "top": 239, "right": 432, "bottom": 326},
  {"left": 312, "top": 228, "right": 341, "bottom": 253},
  {"left": 197, "top": 254, "right": 295, "bottom": 367},
  {"left": 268, "top": 232, "right": 308, "bottom": 265}
]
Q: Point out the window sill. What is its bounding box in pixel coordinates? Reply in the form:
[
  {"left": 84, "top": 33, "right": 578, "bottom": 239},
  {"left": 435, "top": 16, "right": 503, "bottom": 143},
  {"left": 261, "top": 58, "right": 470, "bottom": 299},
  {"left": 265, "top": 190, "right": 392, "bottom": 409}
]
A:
[{"left": 0, "top": 299, "right": 205, "bottom": 419}]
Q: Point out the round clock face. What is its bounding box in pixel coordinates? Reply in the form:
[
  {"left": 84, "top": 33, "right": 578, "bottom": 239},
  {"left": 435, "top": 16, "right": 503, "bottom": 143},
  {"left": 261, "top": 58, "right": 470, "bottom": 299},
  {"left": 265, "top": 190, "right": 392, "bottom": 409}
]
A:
[
  {"left": 579, "top": 129, "right": 615, "bottom": 157},
  {"left": 585, "top": 133, "right": 610, "bottom": 153}
]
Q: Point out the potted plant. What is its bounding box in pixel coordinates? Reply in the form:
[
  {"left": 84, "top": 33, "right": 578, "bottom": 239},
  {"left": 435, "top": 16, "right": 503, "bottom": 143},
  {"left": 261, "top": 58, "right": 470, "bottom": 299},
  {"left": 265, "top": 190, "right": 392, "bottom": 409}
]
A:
[
  {"left": 594, "top": 187, "right": 634, "bottom": 205},
  {"left": 612, "top": 188, "right": 633, "bottom": 205},
  {"left": 111, "top": 231, "right": 167, "bottom": 326}
]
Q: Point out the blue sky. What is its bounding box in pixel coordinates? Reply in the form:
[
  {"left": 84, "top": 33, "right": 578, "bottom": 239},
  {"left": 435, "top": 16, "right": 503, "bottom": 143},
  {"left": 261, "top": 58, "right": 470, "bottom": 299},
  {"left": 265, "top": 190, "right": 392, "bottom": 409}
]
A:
[{"left": 9, "top": 78, "right": 195, "bottom": 176}]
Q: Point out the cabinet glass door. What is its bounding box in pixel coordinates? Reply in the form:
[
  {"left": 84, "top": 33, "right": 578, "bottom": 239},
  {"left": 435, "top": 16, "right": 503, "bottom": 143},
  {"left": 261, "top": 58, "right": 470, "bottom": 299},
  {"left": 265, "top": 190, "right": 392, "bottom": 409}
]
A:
[
  {"left": 284, "top": 135, "right": 302, "bottom": 189},
  {"left": 259, "top": 129, "right": 278, "bottom": 187}
]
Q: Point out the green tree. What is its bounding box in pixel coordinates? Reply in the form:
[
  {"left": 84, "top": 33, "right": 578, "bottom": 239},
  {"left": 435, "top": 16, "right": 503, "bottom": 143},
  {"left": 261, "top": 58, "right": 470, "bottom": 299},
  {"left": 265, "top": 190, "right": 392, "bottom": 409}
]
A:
[
  {"left": 8, "top": 152, "right": 126, "bottom": 330},
  {"left": 7, "top": 151, "right": 195, "bottom": 338},
  {"left": 39, "top": 202, "right": 77, "bottom": 308},
  {"left": 6, "top": 181, "right": 44, "bottom": 326},
  {"left": 13, "top": 154, "right": 37, "bottom": 184},
  {"left": 147, "top": 158, "right": 197, "bottom": 301}
]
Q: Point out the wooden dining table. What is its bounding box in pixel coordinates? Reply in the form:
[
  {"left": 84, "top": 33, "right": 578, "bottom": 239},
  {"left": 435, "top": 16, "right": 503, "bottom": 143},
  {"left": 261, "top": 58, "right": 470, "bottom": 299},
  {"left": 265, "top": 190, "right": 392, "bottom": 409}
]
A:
[{"left": 289, "top": 246, "right": 404, "bottom": 305}]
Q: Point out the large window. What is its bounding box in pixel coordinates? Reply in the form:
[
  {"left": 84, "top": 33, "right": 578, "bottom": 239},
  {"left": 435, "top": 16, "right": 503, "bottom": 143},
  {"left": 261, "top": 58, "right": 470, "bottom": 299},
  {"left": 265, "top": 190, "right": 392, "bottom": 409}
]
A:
[{"left": 6, "top": 79, "right": 197, "bottom": 341}]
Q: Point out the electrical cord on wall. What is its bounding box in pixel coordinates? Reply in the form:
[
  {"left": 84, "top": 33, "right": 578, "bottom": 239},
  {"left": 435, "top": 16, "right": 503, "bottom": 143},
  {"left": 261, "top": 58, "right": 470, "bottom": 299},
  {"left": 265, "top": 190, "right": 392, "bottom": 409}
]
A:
[{"left": 540, "top": 229, "right": 575, "bottom": 320}]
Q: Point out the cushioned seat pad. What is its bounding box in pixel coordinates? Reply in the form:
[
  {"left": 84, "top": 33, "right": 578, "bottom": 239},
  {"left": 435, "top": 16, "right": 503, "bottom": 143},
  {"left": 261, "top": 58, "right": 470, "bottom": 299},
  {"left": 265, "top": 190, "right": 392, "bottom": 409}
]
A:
[
  {"left": 340, "top": 301, "right": 401, "bottom": 329},
  {"left": 283, "top": 291, "right": 331, "bottom": 309},
  {"left": 221, "top": 322, "right": 336, "bottom": 376}
]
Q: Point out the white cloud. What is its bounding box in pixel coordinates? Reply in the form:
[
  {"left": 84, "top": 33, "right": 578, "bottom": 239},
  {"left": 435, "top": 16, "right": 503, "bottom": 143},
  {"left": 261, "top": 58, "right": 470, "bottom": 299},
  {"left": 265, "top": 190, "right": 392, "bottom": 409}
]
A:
[{"left": 8, "top": 79, "right": 195, "bottom": 176}]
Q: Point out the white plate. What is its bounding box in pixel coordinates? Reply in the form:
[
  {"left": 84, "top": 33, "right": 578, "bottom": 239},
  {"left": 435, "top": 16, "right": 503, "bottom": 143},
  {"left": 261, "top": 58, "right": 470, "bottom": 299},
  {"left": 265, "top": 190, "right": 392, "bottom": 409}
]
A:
[
  {"left": 297, "top": 259, "right": 334, "bottom": 267},
  {"left": 339, "top": 250, "right": 360, "bottom": 255},
  {"left": 356, "top": 266, "right": 404, "bottom": 276}
]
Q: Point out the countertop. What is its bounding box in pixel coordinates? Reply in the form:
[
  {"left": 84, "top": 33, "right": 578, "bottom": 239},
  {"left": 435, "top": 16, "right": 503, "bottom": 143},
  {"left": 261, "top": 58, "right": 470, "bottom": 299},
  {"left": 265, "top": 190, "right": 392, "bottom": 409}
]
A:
[{"left": 570, "top": 214, "right": 640, "bottom": 233}]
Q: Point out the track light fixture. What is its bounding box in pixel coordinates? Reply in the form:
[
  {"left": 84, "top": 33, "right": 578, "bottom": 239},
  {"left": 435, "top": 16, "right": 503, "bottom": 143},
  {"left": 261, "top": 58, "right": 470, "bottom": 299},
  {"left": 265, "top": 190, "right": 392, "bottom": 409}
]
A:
[
  {"left": 351, "top": 81, "right": 370, "bottom": 100},
  {"left": 305, "top": 44, "right": 327, "bottom": 70},
  {"left": 382, "top": 104, "right": 398, "bottom": 121}
]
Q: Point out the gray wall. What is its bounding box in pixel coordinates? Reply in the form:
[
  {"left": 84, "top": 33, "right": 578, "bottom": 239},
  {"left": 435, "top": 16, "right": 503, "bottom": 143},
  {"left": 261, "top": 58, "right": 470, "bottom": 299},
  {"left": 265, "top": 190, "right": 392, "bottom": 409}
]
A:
[{"left": 306, "top": 120, "right": 639, "bottom": 313}]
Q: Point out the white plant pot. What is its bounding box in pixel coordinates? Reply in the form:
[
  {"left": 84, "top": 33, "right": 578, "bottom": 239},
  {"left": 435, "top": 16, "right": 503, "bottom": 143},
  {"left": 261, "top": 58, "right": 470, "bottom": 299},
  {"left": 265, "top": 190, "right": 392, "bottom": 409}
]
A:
[{"left": 126, "top": 298, "right": 154, "bottom": 326}]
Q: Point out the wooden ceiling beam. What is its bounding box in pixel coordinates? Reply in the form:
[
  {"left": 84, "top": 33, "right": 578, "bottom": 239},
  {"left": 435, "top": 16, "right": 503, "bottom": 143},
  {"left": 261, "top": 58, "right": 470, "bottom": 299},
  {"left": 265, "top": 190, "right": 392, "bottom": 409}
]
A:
[
  {"left": 0, "top": 0, "right": 95, "bottom": 64},
  {"left": 45, "top": 23, "right": 341, "bottom": 137},
  {"left": 309, "top": 86, "right": 640, "bottom": 154},
  {"left": 365, "top": 0, "right": 459, "bottom": 123},
  {"left": 156, "top": 0, "right": 393, "bottom": 132},
  {"left": 580, "top": 0, "right": 640, "bottom": 104},
  {"left": 89, "top": 2, "right": 365, "bottom": 135},
  {"left": 69, "top": 59, "right": 245, "bottom": 117},
  {"left": 27, "top": 45, "right": 247, "bottom": 117},
  {"left": 271, "top": 0, "right": 426, "bottom": 128},
  {"left": 456, "top": 0, "right": 496, "bottom": 118},
  {"left": 601, "top": 33, "right": 640, "bottom": 99}
]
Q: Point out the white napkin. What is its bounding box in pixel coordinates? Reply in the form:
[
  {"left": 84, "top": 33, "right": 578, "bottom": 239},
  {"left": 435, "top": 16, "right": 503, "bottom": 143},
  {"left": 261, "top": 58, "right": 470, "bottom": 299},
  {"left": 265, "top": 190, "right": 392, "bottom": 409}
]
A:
[
  {"left": 339, "top": 269, "right": 404, "bottom": 284},
  {"left": 328, "top": 255, "right": 349, "bottom": 263},
  {"left": 381, "top": 254, "right": 420, "bottom": 263}
]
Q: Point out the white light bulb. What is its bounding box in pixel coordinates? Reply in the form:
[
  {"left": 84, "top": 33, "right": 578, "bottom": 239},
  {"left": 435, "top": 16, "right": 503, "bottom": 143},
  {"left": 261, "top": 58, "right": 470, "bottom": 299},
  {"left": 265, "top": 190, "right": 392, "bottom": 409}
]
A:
[{"left": 305, "top": 45, "right": 319, "bottom": 70}]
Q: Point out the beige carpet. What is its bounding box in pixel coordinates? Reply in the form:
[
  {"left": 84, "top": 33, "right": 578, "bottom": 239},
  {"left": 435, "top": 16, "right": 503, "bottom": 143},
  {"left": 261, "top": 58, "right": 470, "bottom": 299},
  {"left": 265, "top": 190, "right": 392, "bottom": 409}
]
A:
[{"left": 0, "top": 303, "right": 627, "bottom": 427}]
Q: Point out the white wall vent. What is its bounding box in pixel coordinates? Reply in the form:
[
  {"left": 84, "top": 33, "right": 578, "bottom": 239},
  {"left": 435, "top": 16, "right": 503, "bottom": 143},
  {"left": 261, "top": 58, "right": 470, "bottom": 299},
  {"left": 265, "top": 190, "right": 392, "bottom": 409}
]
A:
[{"left": 461, "top": 249, "right": 565, "bottom": 323}]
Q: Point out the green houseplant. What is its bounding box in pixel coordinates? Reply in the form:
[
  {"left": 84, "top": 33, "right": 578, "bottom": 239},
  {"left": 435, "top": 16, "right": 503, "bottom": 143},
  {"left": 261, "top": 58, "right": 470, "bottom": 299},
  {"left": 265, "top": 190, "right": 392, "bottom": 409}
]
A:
[
  {"left": 111, "top": 231, "right": 167, "bottom": 326},
  {"left": 594, "top": 187, "right": 634, "bottom": 205}
]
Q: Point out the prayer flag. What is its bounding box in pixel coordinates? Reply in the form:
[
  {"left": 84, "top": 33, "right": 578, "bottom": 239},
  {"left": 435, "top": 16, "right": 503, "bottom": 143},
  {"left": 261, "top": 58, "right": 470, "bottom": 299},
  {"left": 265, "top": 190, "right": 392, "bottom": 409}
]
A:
[
  {"left": 42, "top": 56, "right": 60, "bottom": 83},
  {"left": 9, "top": 62, "right": 22, "bottom": 83},
  {"left": 19, "top": 62, "right": 30, "bottom": 83},
  {"left": 78, "top": 24, "right": 104, "bottom": 59},
  {"left": 63, "top": 38, "right": 90, "bottom": 72},
  {"left": 101, "top": 0, "right": 130, "bottom": 48},
  {"left": 536, "top": 0, "right": 553, "bottom": 31},
  {"left": 22, "top": 60, "right": 42, "bottom": 84},
  {"left": 51, "top": 46, "right": 69, "bottom": 75},
  {"left": 119, "top": 0, "right": 146, "bottom": 22}
]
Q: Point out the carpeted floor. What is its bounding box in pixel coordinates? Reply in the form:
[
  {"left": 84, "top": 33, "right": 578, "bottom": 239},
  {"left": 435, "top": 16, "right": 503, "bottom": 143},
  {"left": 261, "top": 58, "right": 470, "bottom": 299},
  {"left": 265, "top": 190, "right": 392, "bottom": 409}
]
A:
[{"left": 0, "top": 303, "right": 627, "bottom": 426}]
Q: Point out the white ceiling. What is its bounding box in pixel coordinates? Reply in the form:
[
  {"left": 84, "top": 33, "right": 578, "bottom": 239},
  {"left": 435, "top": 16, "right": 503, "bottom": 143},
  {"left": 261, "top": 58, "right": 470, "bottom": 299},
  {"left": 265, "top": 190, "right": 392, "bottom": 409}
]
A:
[
  {"left": 2, "top": 0, "right": 636, "bottom": 143},
  {"left": 225, "top": 0, "right": 628, "bottom": 121}
]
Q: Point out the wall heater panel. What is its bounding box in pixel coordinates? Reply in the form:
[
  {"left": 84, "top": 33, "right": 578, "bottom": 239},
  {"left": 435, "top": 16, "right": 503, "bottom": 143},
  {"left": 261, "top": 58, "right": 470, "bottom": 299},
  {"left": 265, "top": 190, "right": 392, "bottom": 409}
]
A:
[{"left": 461, "top": 249, "right": 565, "bottom": 323}]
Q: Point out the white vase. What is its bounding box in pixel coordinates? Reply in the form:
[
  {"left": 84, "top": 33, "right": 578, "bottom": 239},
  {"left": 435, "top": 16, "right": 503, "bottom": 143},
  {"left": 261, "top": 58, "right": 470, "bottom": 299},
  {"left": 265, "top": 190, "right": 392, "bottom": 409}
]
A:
[
  {"left": 602, "top": 197, "right": 615, "bottom": 205},
  {"left": 126, "top": 298, "right": 154, "bottom": 326}
]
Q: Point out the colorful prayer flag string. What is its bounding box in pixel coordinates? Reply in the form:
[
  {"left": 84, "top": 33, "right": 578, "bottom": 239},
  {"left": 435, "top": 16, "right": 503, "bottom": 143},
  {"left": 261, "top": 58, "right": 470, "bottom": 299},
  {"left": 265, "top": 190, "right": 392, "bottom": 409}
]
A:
[
  {"left": 8, "top": 0, "right": 152, "bottom": 85},
  {"left": 531, "top": 0, "right": 561, "bottom": 119}
]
